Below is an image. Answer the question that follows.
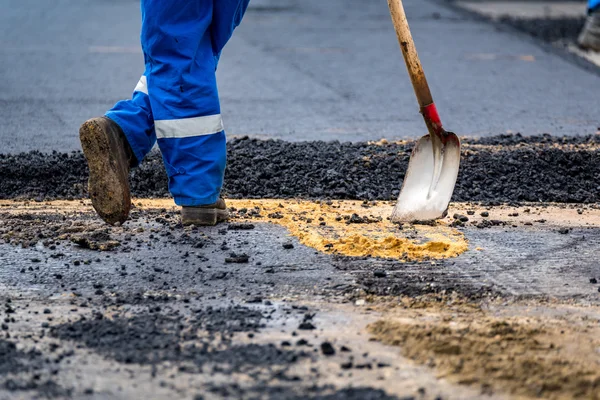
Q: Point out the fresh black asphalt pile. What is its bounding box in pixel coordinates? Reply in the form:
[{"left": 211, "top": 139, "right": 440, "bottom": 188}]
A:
[{"left": 1, "top": 134, "right": 599, "bottom": 203}]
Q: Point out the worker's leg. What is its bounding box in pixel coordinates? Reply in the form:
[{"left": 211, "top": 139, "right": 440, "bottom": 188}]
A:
[
  {"left": 139, "top": 0, "right": 250, "bottom": 208},
  {"left": 81, "top": 66, "right": 152, "bottom": 225},
  {"left": 211, "top": 0, "right": 251, "bottom": 63},
  {"left": 82, "top": 0, "right": 249, "bottom": 225},
  {"left": 579, "top": 0, "right": 600, "bottom": 50},
  {"left": 105, "top": 73, "right": 156, "bottom": 165},
  {"left": 139, "top": 0, "right": 227, "bottom": 207}
]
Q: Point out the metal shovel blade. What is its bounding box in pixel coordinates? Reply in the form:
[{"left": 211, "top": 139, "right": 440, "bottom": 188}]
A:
[{"left": 391, "top": 132, "right": 461, "bottom": 222}]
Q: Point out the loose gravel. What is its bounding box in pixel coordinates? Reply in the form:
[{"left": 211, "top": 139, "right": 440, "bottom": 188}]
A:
[{"left": 1, "top": 134, "right": 599, "bottom": 203}]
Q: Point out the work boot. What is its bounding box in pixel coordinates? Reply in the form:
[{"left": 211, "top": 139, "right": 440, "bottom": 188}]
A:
[
  {"left": 79, "top": 117, "right": 135, "bottom": 225},
  {"left": 578, "top": 10, "right": 600, "bottom": 51},
  {"left": 181, "top": 198, "right": 229, "bottom": 226}
]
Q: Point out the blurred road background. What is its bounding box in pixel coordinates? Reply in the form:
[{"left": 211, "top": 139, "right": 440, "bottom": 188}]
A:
[{"left": 0, "top": 0, "right": 598, "bottom": 153}]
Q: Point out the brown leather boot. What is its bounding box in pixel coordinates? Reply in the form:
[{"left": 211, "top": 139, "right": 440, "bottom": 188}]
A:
[
  {"left": 79, "top": 117, "right": 135, "bottom": 225},
  {"left": 181, "top": 198, "right": 229, "bottom": 226}
]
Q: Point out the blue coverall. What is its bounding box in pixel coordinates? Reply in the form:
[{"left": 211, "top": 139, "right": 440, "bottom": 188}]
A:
[
  {"left": 106, "top": 0, "right": 250, "bottom": 206},
  {"left": 591, "top": 0, "right": 600, "bottom": 12}
]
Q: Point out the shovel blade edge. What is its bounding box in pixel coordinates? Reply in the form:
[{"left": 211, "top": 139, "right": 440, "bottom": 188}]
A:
[{"left": 391, "top": 134, "right": 461, "bottom": 223}]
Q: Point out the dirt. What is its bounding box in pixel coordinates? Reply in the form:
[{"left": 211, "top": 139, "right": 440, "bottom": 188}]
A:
[
  {"left": 368, "top": 295, "right": 600, "bottom": 400},
  {"left": 2, "top": 134, "right": 600, "bottom": 203},
  {"left": 229, "top": 200, "right": 467, "bottom": 260},
  {"left": 0, "top": 199, "right": 466, "bottom": 262}
]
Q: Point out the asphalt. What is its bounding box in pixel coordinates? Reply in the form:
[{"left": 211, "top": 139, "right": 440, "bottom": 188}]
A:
[
  {"left": 2, "top": 134, "right": 600, "bottom": 203},
  {"left": 0, "top": 0, "right": 598, "bottom": 154}
]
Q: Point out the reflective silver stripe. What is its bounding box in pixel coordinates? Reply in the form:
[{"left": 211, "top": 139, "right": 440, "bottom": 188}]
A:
[
  {"left": 134, "top": 76, "right": 148, "bottom": 95},
  {"left": 155, "top": 114, "right": 224, "bottom": 139}
]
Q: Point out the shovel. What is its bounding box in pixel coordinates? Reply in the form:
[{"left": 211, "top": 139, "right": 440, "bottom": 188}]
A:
[{"left": 387, "top": 0, "right": 461, "bottom": 222}]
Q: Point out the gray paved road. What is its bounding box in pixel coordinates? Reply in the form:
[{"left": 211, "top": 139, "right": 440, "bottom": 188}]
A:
[{"left": 0, "top": 0, "right": 598, "bottom": 153}]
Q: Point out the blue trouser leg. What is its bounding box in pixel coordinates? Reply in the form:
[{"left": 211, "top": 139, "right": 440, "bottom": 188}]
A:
[
  {"left": 106, "top": 74, "right": 155, "bottom": 166},
  {"left": 590, "top": 0, "right": 600, "bottom": 12},
  {"left": 212, "top": 0, "right": 251, "bottom": 63},
  {"left": 105, "top": 0, "right": 249, "bottom": 206}
]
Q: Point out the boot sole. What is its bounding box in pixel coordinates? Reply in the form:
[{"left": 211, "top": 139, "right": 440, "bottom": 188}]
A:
[
  {"left": 181, "top": 208, "right": 229, "bottom": 226},
  {"left": 79, "top": 119, "right": 131, "bottom": 225}
]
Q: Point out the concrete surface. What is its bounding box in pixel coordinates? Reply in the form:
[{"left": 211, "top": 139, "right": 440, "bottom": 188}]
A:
[{"left": 0, "top": 0, "right": 599, "bottom": 154}]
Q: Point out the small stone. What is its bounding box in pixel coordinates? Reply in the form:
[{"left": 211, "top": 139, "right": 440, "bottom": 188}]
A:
[
  {"left": 373, "top": 270, "right": 387, "bottom": 278},
  {"left": 43, "top": 308, "right": 51, "bottom": 314},
  {"left": 227, "top": 223, "right": 255, "bottom": 230},
  {"left": 298, "top": 322, "right": 316, "bottom": 330},
  {"left": 480, "top": 211, "right": 489, "bottom": 217},
  {"left": 558, "top": 228, "right": 570, "bottom": 234},
  {"left": 282, "top": 242, "right": 294, "bottom": 250},
  {"left": 225, "top": 253, "right": 249, "bottom": 263},
  {"left": 320, "top": 342, "right": 335, "bottom": 356},
  {"left": 590, "top": 278, "right": 598, "bottom": 284}
]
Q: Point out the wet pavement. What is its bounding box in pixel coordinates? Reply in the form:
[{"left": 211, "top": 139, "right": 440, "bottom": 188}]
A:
[{"left": 0, "top": 0, "right": 599, "bottom": 153}]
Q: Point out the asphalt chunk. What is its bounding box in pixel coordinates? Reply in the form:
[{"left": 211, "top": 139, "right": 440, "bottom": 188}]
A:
[
  {"left": 373, "top": 270, "right": 387, "bottom": 278},
  {"left": 320, "top": 342, "right": 335, "bottom": 356},
  {"left": 227, "top": 223, "right": 255, "bottom": 231},
  {"left": 298, "top": 322, "right": 316, "bottom": 330},
  {"left": 225, "top": 253, "right": 250, "bottom": 263}
]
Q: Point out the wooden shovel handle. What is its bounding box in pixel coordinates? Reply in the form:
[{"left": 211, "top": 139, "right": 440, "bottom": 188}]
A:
[{"left": 387, "top": 0, "right": 435, "bottom": 112}]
